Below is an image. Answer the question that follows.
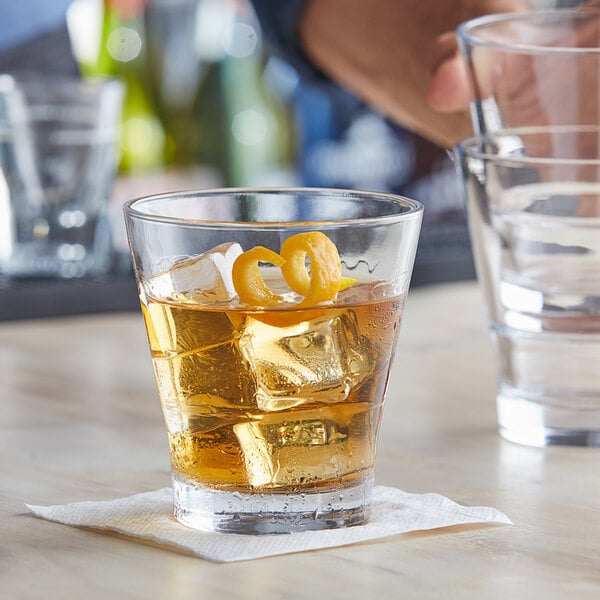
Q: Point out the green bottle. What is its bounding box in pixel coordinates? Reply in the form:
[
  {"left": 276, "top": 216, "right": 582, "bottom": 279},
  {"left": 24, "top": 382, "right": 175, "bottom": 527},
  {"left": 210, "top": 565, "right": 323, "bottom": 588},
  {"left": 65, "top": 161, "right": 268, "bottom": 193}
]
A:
[
  {"left": 94, "top": 0, "right": 170, "bottom": 172},
  {"left": 219, "top": 2, "right": 296, "bottom": 186},
  {"left": 190, "top": 0, "right": 296, "bottom": 186}
]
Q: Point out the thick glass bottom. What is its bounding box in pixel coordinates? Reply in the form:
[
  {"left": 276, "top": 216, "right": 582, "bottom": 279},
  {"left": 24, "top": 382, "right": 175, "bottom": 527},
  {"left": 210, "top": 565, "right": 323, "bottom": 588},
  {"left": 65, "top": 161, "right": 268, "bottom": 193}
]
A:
[
  {"left": 498, "top": 392, "right": 600, "bottom": 447},
  {"left": 172, "top": 473, "right": 373, "bottom": 534}
]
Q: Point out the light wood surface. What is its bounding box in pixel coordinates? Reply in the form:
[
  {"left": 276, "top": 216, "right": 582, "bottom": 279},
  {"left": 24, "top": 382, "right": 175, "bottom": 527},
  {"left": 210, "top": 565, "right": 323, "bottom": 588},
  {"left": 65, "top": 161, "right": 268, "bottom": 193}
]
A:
[{"left": 2, "top": 281, "right": 599, "bottom": 599}]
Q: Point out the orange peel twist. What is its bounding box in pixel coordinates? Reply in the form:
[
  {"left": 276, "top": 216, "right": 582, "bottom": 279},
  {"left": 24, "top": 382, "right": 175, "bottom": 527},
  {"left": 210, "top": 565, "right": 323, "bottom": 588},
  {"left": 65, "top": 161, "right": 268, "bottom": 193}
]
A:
[
  {"left": 232, "top": 232, "right": 356, "bottom": 309},
  {"left": 231, "top": 246, "right": 285, "bottom": 307}
]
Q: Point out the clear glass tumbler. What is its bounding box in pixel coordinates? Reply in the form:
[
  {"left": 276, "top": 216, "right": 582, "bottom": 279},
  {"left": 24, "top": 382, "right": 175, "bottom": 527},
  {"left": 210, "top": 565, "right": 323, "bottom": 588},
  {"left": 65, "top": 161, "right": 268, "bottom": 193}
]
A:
[
  {"left": 124, "top": 187, "right": 422, "bottom": 533},
  {"left": 0, "top": 75, "right": 123, "bottom": 278},
  {"left": 458, "top": 9, "right": 600, "bottom": 137},
  {"left": 456, "top": 128, "right": 600, "bottom": 447}
]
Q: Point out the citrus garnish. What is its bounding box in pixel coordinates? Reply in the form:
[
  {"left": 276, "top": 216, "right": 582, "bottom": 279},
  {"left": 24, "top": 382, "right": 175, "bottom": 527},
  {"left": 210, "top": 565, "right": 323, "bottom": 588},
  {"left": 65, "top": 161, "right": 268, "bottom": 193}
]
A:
[
  {"left": 231, "top": 246, "right": 285, "bottom": 307},
  {"left": 280, "top": 232, "right": 354, "bottom": 307},
  {"left": 231, "top": 232, "right": 356, "bottom": 309}
]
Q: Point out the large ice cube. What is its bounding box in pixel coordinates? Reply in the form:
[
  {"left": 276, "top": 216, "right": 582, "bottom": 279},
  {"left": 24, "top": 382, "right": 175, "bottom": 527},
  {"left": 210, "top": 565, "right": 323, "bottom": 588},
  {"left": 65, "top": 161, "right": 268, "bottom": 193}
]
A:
[
  {"left": 233, "top": 404, "right": 372, "bottom": 488},
  {"left": 144, "top": 299, "right": 238, "bottom": 355},
  {"left": 147, "top": 242, "right": 243, "bottom": 301},
  {"left": 238, "top": 310, "right": 375, "bottom": 411},
  {"left": 233, "top": 415, "right": 347, "bottom": 487},
  {"left": 153, "top": 337, "right": 256, "bottom": 434}
]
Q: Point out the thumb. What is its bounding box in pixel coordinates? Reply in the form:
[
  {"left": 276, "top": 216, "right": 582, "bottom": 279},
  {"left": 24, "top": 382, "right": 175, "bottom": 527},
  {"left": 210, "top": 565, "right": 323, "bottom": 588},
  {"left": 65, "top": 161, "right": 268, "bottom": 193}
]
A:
[{"left": 427, "top": 34, "right": 473, "bottom": 114}]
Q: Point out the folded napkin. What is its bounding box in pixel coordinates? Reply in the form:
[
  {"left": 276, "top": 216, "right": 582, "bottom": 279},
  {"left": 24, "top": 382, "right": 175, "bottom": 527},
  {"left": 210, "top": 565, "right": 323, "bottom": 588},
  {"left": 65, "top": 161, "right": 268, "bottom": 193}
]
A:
[{"left": 26, "top": 486, "right": 511, "bottom": 563}]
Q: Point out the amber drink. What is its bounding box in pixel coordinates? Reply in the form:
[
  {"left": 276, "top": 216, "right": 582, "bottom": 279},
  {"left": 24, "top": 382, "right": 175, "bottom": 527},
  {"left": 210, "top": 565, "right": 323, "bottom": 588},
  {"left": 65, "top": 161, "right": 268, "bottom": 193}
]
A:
[{"left": 125, "top": 188, "right": 422, "bottom": 533}]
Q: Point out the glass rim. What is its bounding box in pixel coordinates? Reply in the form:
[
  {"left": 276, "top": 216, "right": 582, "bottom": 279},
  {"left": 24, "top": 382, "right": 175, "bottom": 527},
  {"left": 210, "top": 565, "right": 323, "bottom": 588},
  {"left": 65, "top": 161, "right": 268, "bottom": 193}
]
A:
[
  {"left": 457, "top": 8, "right": 600, "bottom": 55},
  {"left": 456, "top": 127, "right": 600, "bottom": 166},
  {"left": 123, "top": 187, "right": 424, "bottom": 229}
]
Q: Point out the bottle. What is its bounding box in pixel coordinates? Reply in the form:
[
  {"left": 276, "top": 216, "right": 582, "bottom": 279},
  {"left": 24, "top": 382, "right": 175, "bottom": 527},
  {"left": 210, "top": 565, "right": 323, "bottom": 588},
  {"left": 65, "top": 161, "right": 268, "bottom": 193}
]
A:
[
  {"left": 93, "top": 0, "right": 169, "bottom": 172},
  {"left": 218, "top": 0, "right": 296, "bottom": 186},
  {"left": 192, "top": 59, "right": 229, "bottom": 184},
  {"left": 143, "top": 0, "right": 205, "bottom": 167},
  {"left": 190, "top": 0, "right": 296, "bottom": 186}
]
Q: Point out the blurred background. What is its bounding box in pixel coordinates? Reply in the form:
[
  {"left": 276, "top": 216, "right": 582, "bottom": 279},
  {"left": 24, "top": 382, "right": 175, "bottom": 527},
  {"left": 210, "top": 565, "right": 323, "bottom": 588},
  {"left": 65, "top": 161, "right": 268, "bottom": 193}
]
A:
[{"left": 1, "top": 0, "right": 481, "bottom": 319}]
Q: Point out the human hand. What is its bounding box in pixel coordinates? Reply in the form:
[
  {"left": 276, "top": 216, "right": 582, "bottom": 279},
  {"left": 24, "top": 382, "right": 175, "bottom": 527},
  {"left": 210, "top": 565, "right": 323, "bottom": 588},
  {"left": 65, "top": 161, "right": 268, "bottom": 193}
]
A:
[
  {"left": 300, "top": 0, "right": 526, "bottom": 148},
  {"left": 431, "top": 5, "right": 600, "bottom": 137}
]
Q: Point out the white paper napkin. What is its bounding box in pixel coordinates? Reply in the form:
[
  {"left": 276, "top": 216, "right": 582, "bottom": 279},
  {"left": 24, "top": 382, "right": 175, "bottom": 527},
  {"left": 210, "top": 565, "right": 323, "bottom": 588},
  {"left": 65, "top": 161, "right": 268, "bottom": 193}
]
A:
[{"left": 26, "top": 486, "right": 511, "bottom": 563}]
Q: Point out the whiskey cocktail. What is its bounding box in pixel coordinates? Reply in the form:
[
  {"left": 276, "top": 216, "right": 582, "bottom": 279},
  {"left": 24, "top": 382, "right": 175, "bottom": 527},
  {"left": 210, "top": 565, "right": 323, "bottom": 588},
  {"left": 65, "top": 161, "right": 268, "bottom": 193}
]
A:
[{"left": 125, "top": 189, "right": 422, "bottom": 533}]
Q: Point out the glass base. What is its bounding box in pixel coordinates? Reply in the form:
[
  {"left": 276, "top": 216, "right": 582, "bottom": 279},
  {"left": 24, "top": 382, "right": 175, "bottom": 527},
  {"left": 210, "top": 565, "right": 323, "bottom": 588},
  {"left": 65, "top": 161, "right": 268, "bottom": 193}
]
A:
[
  {"left": 172, "top": 473, "right": 373, "bottom": 534},
  {"left": 498, "top": 393, "right": 600, "bottom": 447}
]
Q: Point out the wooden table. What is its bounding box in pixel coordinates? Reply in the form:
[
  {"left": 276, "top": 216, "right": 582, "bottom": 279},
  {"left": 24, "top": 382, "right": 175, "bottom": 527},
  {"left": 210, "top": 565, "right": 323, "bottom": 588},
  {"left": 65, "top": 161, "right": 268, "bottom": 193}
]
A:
[{"left": 2, "top": 282, "right": 599, "bottom": 599}]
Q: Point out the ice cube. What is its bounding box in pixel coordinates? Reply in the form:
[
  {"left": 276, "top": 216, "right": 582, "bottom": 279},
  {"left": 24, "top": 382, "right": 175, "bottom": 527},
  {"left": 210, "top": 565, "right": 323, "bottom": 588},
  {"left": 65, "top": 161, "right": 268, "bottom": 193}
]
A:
[
  {"left": 144, "top": 299, "right": 238, "bottom": 355},
  {"left": 233, "top": 411, "right": 350, "bottom": 488},
  {"left": 147, "top": 242, "right": 243, "bottom": 301},
  {"left": 153, "top": 335, "right": 256, "bottom": 434},
  {"left": 238, "top": 310, "right": 375, "bottom": 412}
]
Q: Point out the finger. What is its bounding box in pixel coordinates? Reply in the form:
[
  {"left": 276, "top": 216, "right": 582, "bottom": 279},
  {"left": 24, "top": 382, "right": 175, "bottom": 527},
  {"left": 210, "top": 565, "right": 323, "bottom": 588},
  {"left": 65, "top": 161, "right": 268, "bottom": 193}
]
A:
[{"left": 427, "top": 52, "right": 473, "bottom": 113}]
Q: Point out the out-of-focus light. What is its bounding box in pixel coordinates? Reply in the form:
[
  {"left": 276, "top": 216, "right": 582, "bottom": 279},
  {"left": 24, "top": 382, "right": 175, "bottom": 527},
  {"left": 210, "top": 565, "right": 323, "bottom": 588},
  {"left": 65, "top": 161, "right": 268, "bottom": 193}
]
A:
[
  {"left": 121, "top": 116, "right": 165, "bottom": 165},
  {"left": 60, "top": 262, "right": 86, "bottom": 278},
  {"left": 224, "top": 23, "right": 258, "bottom": 58},
  {"left": 231, "top": 109, "right": 267, "bottom": 146},
  {"left": 58, "top": 210, "right": 87, "bottom": 228},
  {"left": 107, "top": 27, "right": 142, "bottom": 62},
  {"left": 32, "top": 218, "right": 50, "bottom": 238},
  {"left": 58, "top": 243, "right": 86, "bottom": 261}
]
